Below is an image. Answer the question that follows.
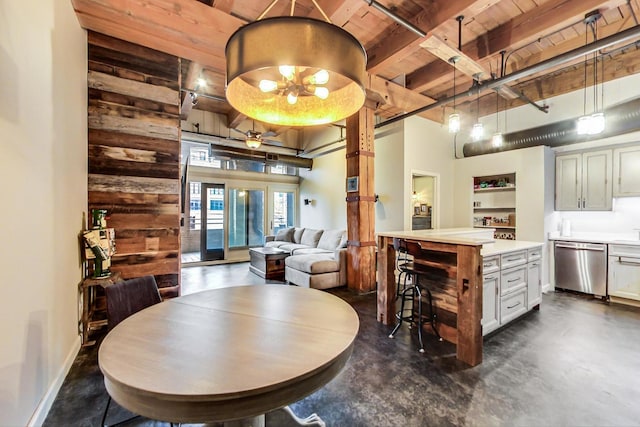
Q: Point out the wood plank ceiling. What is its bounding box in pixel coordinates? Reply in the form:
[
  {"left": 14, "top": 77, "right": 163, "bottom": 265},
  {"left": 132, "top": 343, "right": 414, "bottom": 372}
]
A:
[{"left": 72, "top": 0, "right": 640, "bottom": 142}]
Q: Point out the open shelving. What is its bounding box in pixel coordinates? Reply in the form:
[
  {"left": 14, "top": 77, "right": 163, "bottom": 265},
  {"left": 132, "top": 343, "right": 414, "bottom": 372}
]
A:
[{"left": 473, "top": 173, "right": 516, "bottom": 240}]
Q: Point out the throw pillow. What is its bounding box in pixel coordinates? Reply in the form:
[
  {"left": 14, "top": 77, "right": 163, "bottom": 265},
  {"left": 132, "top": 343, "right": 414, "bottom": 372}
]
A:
[
  {"left": 293, "top": 227, "right": 305, "bottom": 243},
  {"left": 317, "top": 229, "right": 346, "bottom": 251},
  {"left": 275, "top": 227, "right": 294, "bottom": 242},
  {"left": 300, "top": 229, "right": 323, "bottom": 247}
]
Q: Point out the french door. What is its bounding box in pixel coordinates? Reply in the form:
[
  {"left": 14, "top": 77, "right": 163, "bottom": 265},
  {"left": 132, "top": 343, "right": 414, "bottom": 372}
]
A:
[
  {"left": 269, "top": 188, "right": 296, "bottom": 235},
  {"left": 201, "top": 183, "right": 225, "bottom": 261},
  {"left": 229, "top": 188, "right": 265, "bottom": 248}
]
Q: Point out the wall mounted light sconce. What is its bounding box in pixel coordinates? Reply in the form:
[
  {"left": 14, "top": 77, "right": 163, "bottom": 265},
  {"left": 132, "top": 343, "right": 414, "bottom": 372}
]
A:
[{"left": 374, "top": 194, "right": 380, "bottom": 202}]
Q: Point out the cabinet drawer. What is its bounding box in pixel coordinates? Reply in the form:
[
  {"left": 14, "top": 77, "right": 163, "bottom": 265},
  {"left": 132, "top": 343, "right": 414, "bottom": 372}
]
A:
[
  {"left": 501, "top": 250, "right": 527, "bottom": 269},
  {"left": 501, "top": 289, "right": 527, "bottom": 324},
  {"left": 482, "top": 255, "right": 500, "bottom": 274},
  {"left": 501, "top": 265, "right": 527, "bottom": 295},
  {"left": 527, "top": 247, "right": 542, "bottom": 262}
]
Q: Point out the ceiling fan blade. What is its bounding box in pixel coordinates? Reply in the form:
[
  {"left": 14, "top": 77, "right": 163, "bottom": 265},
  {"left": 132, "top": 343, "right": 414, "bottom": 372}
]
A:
[
  {"left": 261, "top": 131, "right": 277, "bottom": 138},
  {"left": 231, "top": 128, "right": 248, "bottom": 136},
  {"left": 263, "top": 139, "right": 284, "bottom": 147}
]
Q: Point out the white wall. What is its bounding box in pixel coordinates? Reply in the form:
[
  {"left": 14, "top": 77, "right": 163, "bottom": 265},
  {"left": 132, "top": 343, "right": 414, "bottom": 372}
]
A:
[
  {"left": 374, "top": 122, "right": 404, "bottom": 232},
  {"left": 299, "top": 149, "right": 348, "bottom": 230},
  {"left": 404, "top": 116, "right": 456, "bottom": 229},
  {"left": 299, "top": 115, "right": 458, "bottom": 233},
  {"left": 551, "top": 197, "right": 640, "bottom": 237},
  {"left": 0, "top": 1, "right": 87, "bottom": 425}
]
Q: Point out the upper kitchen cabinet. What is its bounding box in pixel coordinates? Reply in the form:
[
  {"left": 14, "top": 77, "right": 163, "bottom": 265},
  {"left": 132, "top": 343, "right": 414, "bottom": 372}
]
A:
[
  {"left": 555, "top": 150, "right": 612, "bottom": 211},
  {"left": 613, "top": 146, "right": 640, "bottom": 197}
]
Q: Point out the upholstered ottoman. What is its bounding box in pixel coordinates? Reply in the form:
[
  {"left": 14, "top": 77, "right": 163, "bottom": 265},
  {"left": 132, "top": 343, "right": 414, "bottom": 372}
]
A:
[{"left": 285, "top": 253, "right": 343, "bottom": 290}]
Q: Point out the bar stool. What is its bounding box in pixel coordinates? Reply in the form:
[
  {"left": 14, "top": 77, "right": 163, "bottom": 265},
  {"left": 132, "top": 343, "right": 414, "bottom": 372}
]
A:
[
  {"left": 389, "top": 239, "right": 442, "bottom": 353},
  {"left": 393, "top": 238, "right": 414, "bottom": 298}
]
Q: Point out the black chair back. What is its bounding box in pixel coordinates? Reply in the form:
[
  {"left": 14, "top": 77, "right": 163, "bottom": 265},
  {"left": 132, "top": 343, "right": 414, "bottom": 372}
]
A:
[{"left": 106, "top": 276, "right": 161, "bottom": 330}]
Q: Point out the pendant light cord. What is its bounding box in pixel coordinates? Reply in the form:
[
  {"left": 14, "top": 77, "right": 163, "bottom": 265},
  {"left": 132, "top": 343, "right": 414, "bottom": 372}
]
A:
[{"left": 583, "top": 24, "right": 588, "bottom": 116}]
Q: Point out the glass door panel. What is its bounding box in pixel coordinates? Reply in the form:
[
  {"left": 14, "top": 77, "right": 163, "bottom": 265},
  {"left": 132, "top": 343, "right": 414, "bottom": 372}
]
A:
[
  {"left": 202, "top": 184, "right": 225, "bottom": 261},
  {"left": 272, "top": 191, "right": 295, "bottom": 234},
  {"left": 229, "top": 189, "right": 265, "bottom": 248}
]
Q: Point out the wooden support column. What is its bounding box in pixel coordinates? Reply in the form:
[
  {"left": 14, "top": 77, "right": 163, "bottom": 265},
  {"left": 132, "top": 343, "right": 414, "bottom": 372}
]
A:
[{"left": 345, "top": 107, "right": 376, "bottom": 294}]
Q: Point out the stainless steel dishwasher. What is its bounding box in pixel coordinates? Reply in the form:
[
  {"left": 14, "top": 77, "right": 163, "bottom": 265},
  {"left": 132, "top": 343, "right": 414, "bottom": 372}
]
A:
[{"left": 554, "top": 241, "right": 607, "bottom": 297}]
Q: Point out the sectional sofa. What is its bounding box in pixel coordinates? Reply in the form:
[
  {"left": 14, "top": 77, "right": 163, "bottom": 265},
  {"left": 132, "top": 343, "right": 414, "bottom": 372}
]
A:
[{"left": 264, "top": 227, "right": 347, "bottom": 289}]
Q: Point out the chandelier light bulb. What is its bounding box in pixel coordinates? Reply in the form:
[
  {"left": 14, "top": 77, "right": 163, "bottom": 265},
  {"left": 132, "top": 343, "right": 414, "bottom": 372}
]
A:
[
  {"left": 310, "top": 69, "right": 329, "bottom": 85},
  {"left": 471, "top": 123, "right": 484, "bottom": 142},
  {"left": 287, "top": 91, "right": 298, "bottom": 105},
  {"left": 448, "top": 113, "right": 460, "bottom": 133},
  {"left": 258, "top": 80, "right": 278, "bottom": 92},
  {"left": 314, "top": 86, "right": 329, "bottom": 99},
  {"left": 279, "top": 65, "right": 296, "bottom": 81}
]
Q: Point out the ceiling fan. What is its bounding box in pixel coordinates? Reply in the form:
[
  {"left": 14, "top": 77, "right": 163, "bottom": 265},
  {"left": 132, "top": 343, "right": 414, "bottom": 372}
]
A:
[{"left": 231, "top": 127, "right": 283, "bottom": 149}]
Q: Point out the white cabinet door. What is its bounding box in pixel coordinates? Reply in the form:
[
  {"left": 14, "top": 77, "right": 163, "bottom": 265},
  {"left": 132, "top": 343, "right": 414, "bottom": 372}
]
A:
[
  {"left": 527, "top": 260, "right": 541, "bottom": 309},
  {"left": 556, "top": 154, "right": 582, "bottom": 211},
  {"left": 582, "top": 150, "right": 612, "bottom": 210},
  {"left": 556, "top": 150, "right": 612, "bottom": 211},
  {"left": 613, "top": 146, "right": 640, "bottom": 197},
  {"left": 608, "top": 256, "right": 640, "bottom": 301},
  {"left": 482, "top": 272, "right": 500, "bottom": 335}
]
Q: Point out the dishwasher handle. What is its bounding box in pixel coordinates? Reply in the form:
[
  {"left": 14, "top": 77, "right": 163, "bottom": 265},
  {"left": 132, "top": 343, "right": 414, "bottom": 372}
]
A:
[{"left": 555, "top": 242, "right": 606, "bottom": 251}]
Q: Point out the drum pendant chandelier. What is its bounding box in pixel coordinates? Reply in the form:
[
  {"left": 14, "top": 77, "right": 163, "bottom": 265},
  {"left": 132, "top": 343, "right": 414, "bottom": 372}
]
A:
[{"left": 225, "top": 15, "right": 367, "bottom": 127}]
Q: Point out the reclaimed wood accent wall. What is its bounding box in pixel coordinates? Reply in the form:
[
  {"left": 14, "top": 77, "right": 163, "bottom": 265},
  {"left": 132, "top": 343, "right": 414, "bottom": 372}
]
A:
[{"left": 87, "top": 31, "right": 181, "bottom": 298}]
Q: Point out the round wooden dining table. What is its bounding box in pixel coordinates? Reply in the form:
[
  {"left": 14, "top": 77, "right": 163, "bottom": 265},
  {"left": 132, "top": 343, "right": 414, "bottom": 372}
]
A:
[{"left": 98, "top": 284, "right": 359, "bottom": 425}]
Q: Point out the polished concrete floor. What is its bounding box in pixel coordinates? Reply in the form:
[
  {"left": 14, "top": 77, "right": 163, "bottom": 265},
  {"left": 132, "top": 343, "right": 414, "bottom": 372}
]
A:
[{"left": 44, "top": 263, "right": 640, "bottom": 426}]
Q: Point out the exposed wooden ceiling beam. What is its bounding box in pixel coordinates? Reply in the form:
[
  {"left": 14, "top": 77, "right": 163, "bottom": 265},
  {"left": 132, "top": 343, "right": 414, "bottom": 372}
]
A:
[
  {"left": 212, "top": 0, "right": 233, "bottom": 13},
  {"left": 369, "top": 75, "right": 442, "bottom": 123},
  {"left": 470, "top": 44, "right": 640, "bottom": 119},
  {"left": 407, "top": 0, "right": 629, "bottom": 93},
  {"left": 227, "top": 110, "right": 246, "bottom": 129},
  {"left": 365, "top": 0, "right": 498, "bottom": 74},
  {"left": 72, "top": 0, "right": 244, "bottom": 73}
]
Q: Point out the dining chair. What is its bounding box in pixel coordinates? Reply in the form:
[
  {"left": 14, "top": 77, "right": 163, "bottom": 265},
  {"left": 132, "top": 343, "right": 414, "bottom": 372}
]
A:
[{"left": 101, "top": 275, "right": 163, "bottom": 427}]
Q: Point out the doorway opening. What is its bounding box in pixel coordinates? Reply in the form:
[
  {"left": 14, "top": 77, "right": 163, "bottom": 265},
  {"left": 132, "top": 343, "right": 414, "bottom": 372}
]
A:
[{"left": 411, "top": 172, "right": 438, "bottom": 230}]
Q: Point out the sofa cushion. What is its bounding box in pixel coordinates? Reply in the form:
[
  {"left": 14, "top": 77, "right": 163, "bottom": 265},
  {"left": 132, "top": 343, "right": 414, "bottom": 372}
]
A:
[
  {"left": 300, "top": 228, "right": 323, "bottom": 247},
  {"left": 265, "top": 241, "right": 289, "bottom": 249},
  {"left": 275, "top": 227, "right": 294, "bottom": 242},
  {"left": 279, "top": 243, "right": 309, "bottom": 254},
  {"left": 293, "top": 227, "right": 305, "bottom": 244},
  {"left": 293, "top": 248, "right": 333, "bottom": 256},
  {"left": 285, "top": 254, "right": 339, "bottom": 274},
  {"left": 317, "top": 229, "right": 345, "bottom": 251}
]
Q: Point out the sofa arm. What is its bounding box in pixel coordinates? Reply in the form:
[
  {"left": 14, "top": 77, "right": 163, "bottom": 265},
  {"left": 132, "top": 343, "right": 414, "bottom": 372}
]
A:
[
  {"left": 265, "top": 235, "right": 275, "bottom": 243},
  {"left": 335, "top": 248, "right": 348, "bottom": 286}
]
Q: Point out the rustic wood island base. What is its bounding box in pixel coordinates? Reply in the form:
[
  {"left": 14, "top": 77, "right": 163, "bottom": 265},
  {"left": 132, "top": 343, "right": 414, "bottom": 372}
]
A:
[{"left": 377, "top": 229, "right": 493, "bottom": 367}]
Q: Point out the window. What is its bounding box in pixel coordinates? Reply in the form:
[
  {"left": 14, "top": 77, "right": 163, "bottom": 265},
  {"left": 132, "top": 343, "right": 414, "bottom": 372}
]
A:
[
  {"left": 270, "top": 164, "right": 297, "bottom": 176},
  {"left": 189, "top": 182, "right": 202, "bottom": 230}
]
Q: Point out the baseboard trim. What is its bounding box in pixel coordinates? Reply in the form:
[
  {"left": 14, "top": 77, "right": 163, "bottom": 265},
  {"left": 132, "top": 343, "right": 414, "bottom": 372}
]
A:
[
  {"left": 27, "top": 336, "right": 81, "bottom": 427},
  {"left": 542, "top": 282, "right": 553, "bottom": 294}
]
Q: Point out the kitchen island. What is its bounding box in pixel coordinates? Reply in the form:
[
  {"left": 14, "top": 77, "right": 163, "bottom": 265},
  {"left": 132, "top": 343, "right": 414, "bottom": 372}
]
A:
[{"left": 377, "top": 228, "right": 543, "bottom": 366}]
